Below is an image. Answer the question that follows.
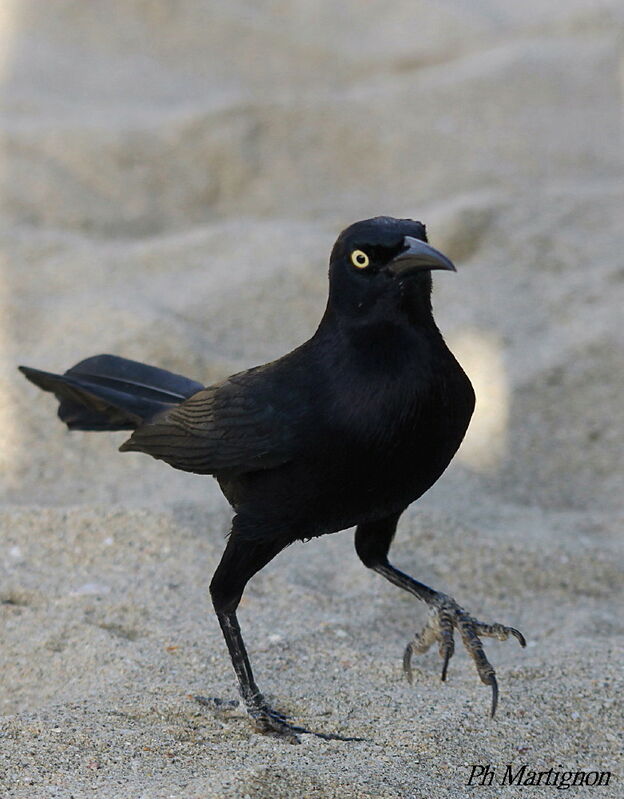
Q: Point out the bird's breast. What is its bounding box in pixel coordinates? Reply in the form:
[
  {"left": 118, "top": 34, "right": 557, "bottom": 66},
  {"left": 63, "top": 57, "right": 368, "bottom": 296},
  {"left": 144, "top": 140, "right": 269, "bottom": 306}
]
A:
[{"left": 313, "top": 345, "right": 474, "bottom": 518}]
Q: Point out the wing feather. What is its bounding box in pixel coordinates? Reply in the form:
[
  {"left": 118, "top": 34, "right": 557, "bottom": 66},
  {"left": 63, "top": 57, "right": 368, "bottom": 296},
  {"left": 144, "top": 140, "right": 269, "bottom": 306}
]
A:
[{"left": 119, "top": 373, "right": 294, "bottom": 475}]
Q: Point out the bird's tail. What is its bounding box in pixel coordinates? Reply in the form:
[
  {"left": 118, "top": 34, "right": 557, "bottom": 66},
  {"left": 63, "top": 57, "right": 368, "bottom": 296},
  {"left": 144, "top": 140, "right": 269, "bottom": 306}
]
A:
[{"left": 19, "top": 354, "right": 204, "bottom": 431}]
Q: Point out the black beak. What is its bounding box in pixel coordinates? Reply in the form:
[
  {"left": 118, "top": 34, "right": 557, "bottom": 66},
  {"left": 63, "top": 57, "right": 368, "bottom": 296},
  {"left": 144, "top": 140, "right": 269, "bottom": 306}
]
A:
[{"left": 387, "top": 236, "right": 456, "bottom": 277}]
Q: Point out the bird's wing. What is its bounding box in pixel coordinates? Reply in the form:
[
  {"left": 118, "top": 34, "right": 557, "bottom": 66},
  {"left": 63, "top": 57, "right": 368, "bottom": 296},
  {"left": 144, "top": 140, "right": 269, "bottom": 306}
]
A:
[{"left": 119, "top": 370, "right": 297, "bottom": 475}]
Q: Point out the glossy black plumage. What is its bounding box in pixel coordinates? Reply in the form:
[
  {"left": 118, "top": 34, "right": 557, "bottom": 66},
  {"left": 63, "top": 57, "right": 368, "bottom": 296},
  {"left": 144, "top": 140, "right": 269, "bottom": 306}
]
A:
[
  {"left": 20, "top": 355, "right": 203, "bottom": 430},
  {"left": 19, "top": 216, "right": 525, "bottom": 742}
]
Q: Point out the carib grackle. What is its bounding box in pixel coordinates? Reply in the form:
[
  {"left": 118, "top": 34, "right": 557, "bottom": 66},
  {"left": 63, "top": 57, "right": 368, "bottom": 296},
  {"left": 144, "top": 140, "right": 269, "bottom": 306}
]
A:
[{"left": 19, "top": 216, "right": 525, "bottom": 742}]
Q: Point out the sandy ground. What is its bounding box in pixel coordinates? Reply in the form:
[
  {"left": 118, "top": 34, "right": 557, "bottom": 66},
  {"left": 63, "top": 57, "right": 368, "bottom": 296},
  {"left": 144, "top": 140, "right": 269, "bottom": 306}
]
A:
[{"left": 1, "top": 2, "right": 623, "bottom": 797}]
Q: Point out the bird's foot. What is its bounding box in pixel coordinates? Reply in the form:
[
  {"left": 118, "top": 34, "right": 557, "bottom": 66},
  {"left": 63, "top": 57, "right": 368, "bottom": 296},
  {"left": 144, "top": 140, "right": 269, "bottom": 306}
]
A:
[
  {"left": 250, "top": 703, "right": 308, "bottom": 744},
  {"left": 194, "top": 694, "right": 301, "bottom": 742},
  {"left": 402, "top": 593, "right": 526, "bottom": 717},
  {"left": 250, "top": 701, "right": 364, "bottom": 744},
  {"left": 196, "top": 694, "right": 361, "bottom": 743}
]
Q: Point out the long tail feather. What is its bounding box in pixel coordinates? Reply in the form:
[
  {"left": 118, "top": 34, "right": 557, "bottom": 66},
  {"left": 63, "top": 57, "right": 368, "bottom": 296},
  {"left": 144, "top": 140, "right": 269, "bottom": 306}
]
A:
[{"left": 19, "top": 354, "right": 204, "bottom": 431}]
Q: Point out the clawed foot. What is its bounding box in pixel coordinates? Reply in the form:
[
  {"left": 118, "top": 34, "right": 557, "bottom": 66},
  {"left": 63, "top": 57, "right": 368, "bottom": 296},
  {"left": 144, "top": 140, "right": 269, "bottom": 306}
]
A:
[
  {"left": 250, "top": 704, "right": 312, "bottom": 744},
  {"left": 196, "top": 695, "right": 362, "bottom": 744},
  {"left": 252, "top": 702, "right": 364, "bottom": 743},
  {"left": 402, "top": 594, "right": 526, "bottom": 717}
]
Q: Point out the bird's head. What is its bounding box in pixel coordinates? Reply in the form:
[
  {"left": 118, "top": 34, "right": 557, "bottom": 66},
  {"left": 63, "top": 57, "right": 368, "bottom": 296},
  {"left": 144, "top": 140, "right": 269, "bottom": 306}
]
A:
[{"left": 326, "top": 216, "right": 455, "bottom": 326}]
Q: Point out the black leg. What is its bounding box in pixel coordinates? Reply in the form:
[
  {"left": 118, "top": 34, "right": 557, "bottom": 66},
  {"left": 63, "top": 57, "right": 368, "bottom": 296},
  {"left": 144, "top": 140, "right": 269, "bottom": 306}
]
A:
[
  {"left": 209, "top": 529, "right": 360, "bottom": 742},
  {"left": 355, "top": 513, "right": 437, "bottom": 604},
  {"left": 355, "top": 514, "right": 526, "bottom": 717}
]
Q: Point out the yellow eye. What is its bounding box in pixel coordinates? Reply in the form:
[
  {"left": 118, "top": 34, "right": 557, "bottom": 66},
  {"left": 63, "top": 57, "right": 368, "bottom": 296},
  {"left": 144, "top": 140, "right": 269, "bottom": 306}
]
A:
[{"left": 350, "top": 249, "right": 370, "bottom": 269}]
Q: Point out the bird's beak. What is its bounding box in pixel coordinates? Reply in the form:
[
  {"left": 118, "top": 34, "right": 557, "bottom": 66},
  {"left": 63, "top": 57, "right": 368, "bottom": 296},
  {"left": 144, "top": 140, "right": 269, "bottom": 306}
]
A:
[{"left": 387, "top": 236, "right": 456, "bottom": 277}]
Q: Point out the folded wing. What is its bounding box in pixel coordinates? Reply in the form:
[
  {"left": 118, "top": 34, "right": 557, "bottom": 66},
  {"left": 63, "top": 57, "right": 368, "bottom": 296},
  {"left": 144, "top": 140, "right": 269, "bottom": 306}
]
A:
[{"left": 119, "top": 372, "right": 295, "bottom": 475}]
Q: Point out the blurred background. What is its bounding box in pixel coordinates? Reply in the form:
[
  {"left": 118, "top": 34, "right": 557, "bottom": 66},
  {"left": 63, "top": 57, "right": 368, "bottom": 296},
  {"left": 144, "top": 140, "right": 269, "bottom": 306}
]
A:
[{"left": 0, "top": 3, "right": 623, "bottom": 795}]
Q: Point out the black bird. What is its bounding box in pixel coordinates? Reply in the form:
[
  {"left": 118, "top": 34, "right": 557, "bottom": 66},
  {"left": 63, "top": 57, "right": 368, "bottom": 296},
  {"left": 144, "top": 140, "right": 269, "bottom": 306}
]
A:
[{"left": 19, "top": 216, "right": 525, "bottom": 742}]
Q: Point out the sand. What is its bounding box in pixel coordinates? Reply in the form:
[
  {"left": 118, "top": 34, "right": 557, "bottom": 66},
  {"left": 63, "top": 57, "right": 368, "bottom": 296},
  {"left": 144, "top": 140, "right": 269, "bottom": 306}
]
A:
[{"left": 1, "top": 1, "right": 623, "bottom": 797}]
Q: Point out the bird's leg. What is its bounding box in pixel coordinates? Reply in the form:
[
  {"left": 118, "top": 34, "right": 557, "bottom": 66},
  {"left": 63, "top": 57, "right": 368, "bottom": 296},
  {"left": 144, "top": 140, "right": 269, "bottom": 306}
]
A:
[
  {"left": 209, "top": 530, "right": 359, "bottom": 743},
  {"left": 355, "top": 516, "right": 525, "bottom": 717}
]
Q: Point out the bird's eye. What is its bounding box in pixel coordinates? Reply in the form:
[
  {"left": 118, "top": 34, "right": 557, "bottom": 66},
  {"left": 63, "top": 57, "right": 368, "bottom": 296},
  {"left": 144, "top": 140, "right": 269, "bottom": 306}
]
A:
[{"left": 350, "top": 249, "right": 370, "bottom": 269}]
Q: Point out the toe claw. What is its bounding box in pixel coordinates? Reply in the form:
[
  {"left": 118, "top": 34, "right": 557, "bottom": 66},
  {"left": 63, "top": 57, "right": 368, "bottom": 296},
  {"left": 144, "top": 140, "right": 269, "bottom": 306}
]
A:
[
  {"left": 440, "top": 647, "right": 451, "bottom": 682},
  {"left": 490, "top": 674, "right": 499, "bottom": 718},
  {"left": 511, "top": 627, "right": 527, "bottom": 647},
  {"left": 403, "top": 643, "right": 414, "bottom": 684}
]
